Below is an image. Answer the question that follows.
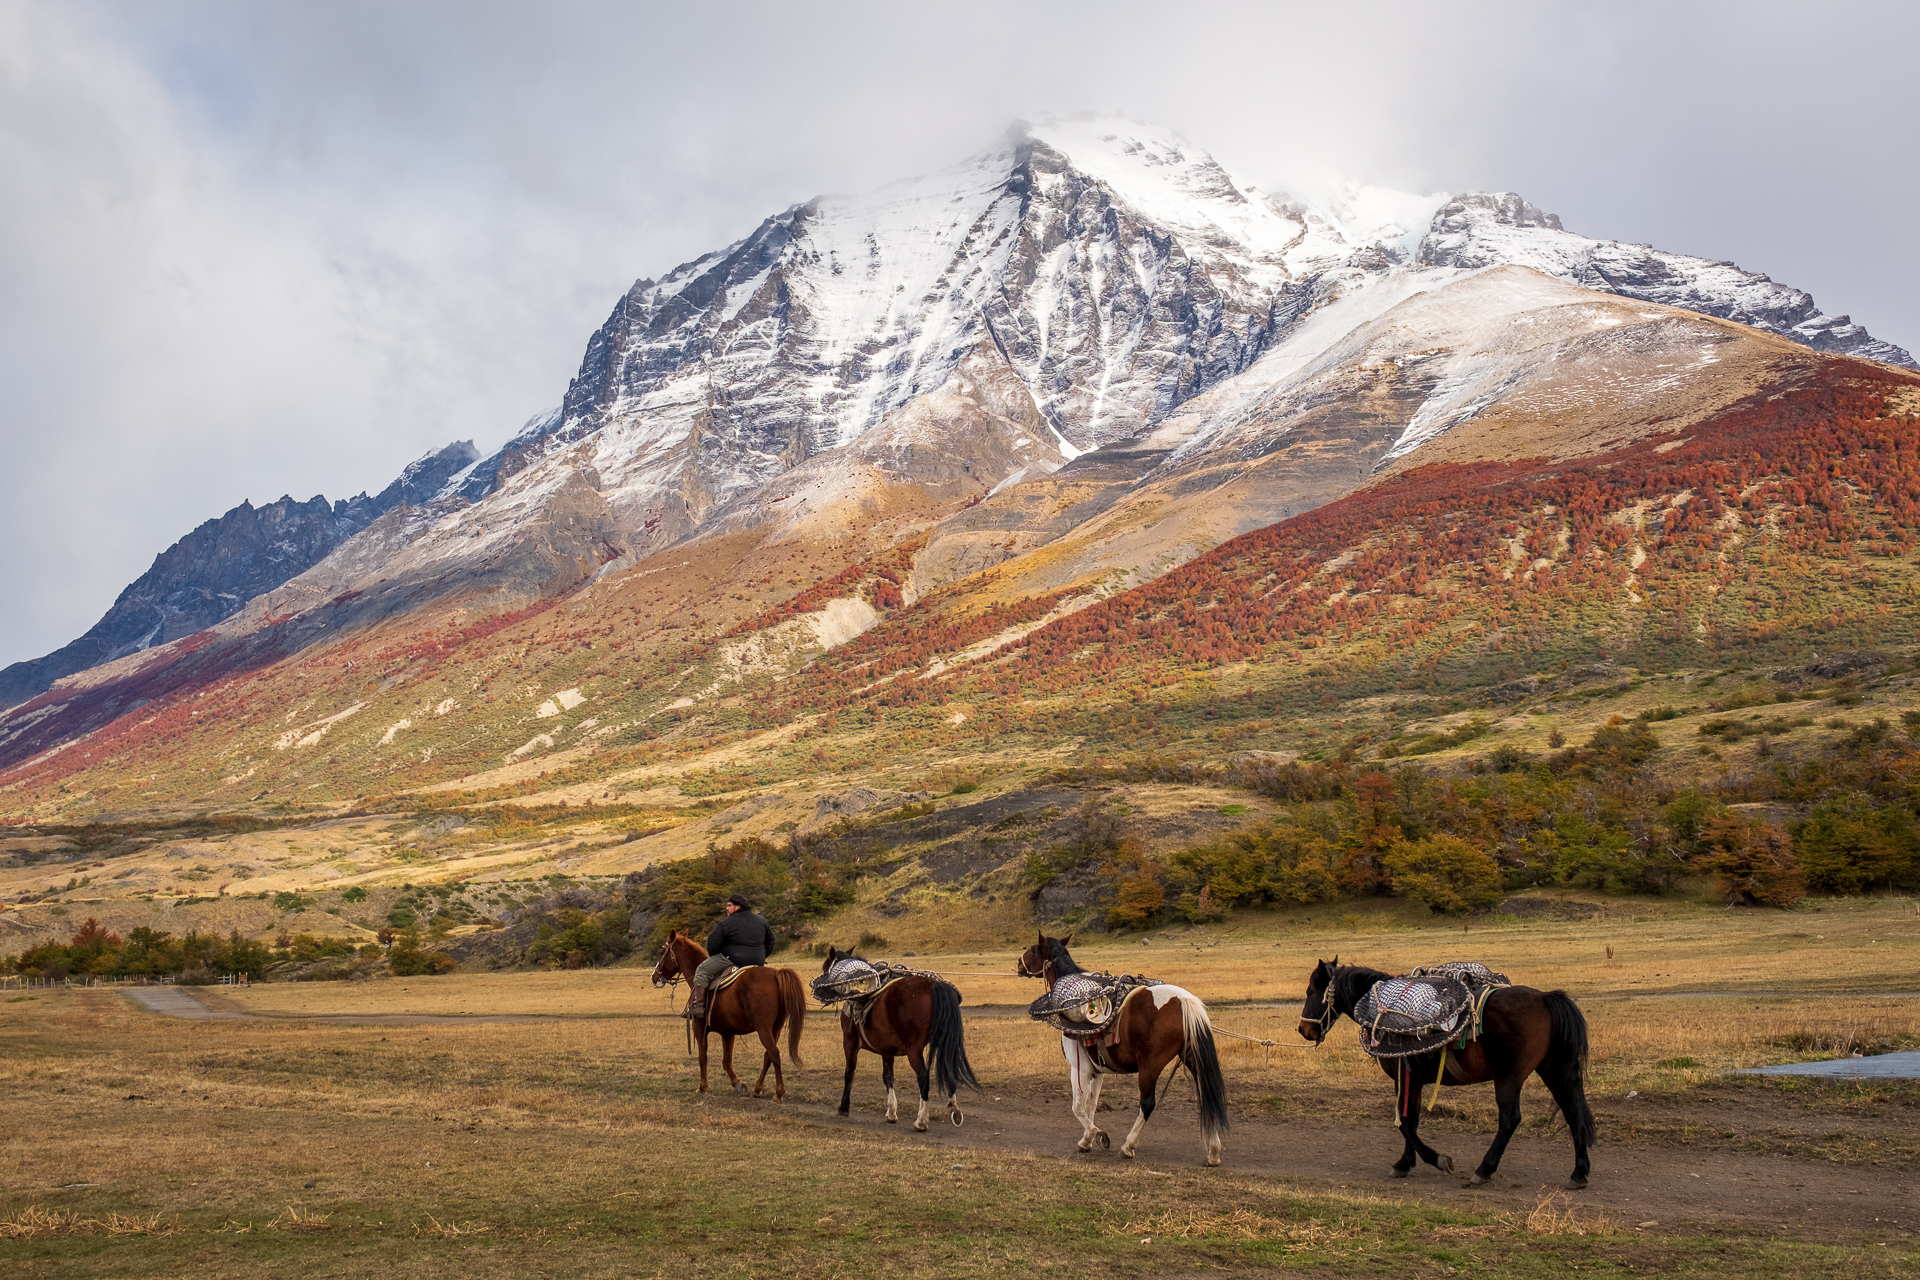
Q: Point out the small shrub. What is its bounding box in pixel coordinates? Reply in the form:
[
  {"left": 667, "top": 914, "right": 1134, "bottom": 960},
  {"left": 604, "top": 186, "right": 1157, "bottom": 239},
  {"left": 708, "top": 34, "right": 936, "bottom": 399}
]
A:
[
  {"left": 1384, "top": 834, "right": 1502, "bottom": 914},
  {"left": 1695, "top": 817, "right": 1803, "bottom": 907}
]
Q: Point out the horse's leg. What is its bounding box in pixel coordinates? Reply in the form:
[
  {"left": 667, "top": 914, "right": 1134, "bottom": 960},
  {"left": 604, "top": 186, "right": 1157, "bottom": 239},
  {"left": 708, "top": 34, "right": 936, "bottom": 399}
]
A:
[
  {"left": 1388, "top": 1057, "right": 1455, "bottom": 1177},
  {"left": 753, "top": 1014, "right": 781, "bottom": 1100},
  {"left": 882, "top": 1053, "right": 901, "bottom": 1123},
  {"left": 721, "top": 1033, "right": 747, "bottom": 1096},
  {"left": 1470, "top": 1070, "right": 1527, "bottom": 1186},
  {"left": 1384, "top": 1059, "right": 1418, "bottom": 1176},
  {"left": 838, "top": 1019, "right": 859, "bottom": 1117},
  {"left": 1539, "top": 1064, "right": 1593, "bottom": 1190},
  {"left": 696, "top": 1025, "right": 711, "bottom": 1094},
  {"left": 908, "top": 1042, "right": 932, "bottom": 1132},
  {"left": 1062, "top": 1036, "right": 1106, "bottom": 1151},
  {"left": 1119, "top": 1052, "right": 1173, "bottom": 1160}
]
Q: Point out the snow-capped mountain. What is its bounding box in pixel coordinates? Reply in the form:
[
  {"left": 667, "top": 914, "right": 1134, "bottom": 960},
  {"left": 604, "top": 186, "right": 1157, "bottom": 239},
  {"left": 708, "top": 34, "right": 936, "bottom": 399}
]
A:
[
  {"left": 433, "top": 114, "right": 1908, "bottom": 576},
  {"left": 3, "top": 116, "right": 1913, "bottom": 765}
]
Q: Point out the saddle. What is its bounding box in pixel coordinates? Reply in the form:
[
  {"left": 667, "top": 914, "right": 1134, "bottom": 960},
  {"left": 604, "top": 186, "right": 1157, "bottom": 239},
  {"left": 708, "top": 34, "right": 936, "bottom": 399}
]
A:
[
  {"left": 1027, "top": 971, "right": 1160, "bottom": 1040},
  {"left": 810, "top": 957, "right": 929, "bottom": 1032},
  {"left": 1353, "top": 961, "right": 1508, "bottom": 1060},
  {"left": 709, "top": 963, "right": 749, "bottom": 993}
]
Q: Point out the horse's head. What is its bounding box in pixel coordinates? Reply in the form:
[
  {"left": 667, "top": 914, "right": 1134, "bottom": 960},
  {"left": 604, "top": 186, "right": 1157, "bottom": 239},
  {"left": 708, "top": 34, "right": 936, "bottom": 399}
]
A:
[
  {"left": 651, "top": 932, "right": 685, "bottom": 988},
  {"left": 1016, "top": 931, "right": 1073, "bottom": 983},
  {"left": 1297, "top": 956, "right": 1340, "bottom": 1043},
  {"left": 819, "top": 946, "right": 862, "bottom": 975}
]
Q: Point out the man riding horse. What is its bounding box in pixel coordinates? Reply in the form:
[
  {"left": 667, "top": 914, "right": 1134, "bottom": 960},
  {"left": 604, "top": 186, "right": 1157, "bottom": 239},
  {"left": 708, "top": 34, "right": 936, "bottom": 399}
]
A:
[{"left": 686, "top": 893, "right": 775, "bottom": 1020}]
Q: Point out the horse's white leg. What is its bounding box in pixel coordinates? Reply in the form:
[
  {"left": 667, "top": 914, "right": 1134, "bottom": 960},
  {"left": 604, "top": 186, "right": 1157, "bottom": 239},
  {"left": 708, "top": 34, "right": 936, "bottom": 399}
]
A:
[
  {"left": 1086, "top": 1073, "right": 1109, "bottom": 1150},
  {"left": 882, "top": 1053, "right": 899, "bottom": 1123},
  {"left": 1062, "top": 1036, "right": 1096, "bottom": 1151},
  {"left": 1120, "top": 1105, "right": 1151, "bottom": 1159}
]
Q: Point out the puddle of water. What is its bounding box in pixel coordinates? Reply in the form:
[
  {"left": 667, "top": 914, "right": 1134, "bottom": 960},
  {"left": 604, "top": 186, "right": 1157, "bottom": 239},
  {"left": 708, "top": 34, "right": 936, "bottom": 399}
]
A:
[{"left": 1737, "top": 1050, "right": 1920, "bottom": 1079}]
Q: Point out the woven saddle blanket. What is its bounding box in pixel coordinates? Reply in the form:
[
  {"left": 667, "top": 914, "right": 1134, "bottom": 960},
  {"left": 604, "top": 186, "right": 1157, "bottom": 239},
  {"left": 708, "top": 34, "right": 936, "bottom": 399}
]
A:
[
  {"left": 1353, "top": 961, "right": 1509, "bottom": 1060},
  {"left": 1027, "top": 972, "right": 1161, "bottom": 1038},
  {"left": 709, "top": 964, "right": 750, "bottom": 993}
]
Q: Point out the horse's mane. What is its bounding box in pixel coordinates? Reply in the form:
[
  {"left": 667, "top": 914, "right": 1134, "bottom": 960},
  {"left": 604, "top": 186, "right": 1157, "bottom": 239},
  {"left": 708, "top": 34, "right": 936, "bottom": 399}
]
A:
[
  {"left": 1332, "top": 964, "right": 1391, "bottom": 1012},
  {"left": 1045, "top": 936, "right": 1085, "bottom": 977}
]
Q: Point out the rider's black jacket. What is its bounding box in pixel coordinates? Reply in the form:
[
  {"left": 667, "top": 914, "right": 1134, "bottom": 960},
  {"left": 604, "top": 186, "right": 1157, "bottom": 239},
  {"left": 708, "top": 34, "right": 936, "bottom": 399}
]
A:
[{"left": 706, "top": 910, "right": 774, "bottom": 966}]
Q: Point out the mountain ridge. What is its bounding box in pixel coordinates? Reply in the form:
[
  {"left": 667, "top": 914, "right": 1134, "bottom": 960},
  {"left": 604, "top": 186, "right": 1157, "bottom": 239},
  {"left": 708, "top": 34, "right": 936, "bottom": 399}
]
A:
[{"left": 2, "top": 116, "right": 1916, "bottom": 811}]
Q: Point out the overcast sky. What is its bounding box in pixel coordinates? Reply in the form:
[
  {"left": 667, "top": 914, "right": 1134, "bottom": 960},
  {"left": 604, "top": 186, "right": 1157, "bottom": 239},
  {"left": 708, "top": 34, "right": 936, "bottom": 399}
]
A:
[{"left": 4, "top": 0, "right": 1917, "bottom": 667}]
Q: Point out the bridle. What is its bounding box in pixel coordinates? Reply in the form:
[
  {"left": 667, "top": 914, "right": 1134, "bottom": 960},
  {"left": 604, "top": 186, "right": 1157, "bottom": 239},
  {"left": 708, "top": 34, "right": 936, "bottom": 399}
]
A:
[
  {"left": 1015, "top": 948, "right": 1055, "bottom": 985},
  {"left": 1299, "top": 964, "right": 1340, "bottom": 1046},
  {"left": 651, "top": 939, "right": 682, "bottom": 991}
]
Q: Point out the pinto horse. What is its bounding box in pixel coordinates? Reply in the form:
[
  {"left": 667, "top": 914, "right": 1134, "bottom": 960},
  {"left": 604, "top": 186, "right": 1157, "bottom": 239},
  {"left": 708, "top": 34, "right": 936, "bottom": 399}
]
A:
[
  {"left": 820, "top": 947, "right": 980, "bottom": 1130},
  {"left": 1017, "top": 933, "right": 1229, "bottom": 1166},
  {"left": 651, "top": 932, "right": 806, "bottom": 1100},
  {"left": 1298, "top": 958, "right": 1596, "bottom": 1189}
]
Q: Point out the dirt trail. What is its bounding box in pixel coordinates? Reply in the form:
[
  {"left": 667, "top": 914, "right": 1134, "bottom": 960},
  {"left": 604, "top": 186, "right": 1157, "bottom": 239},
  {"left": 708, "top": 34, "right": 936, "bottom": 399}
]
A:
[
  {"left": 120, "top": 986, "right": 544, "bottom": 1026},
  {"left": 120, "top": 986, "right": 1915, "bottom": 1242},
  {"left": 728, "top": 1084, "right": 1914, "bottom": 1244}
]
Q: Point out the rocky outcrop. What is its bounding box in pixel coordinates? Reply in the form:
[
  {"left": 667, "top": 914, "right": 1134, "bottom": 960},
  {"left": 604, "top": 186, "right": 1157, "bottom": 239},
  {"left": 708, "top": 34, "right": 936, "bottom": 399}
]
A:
[
  {"left": 0, "top": 440, "right": 477, "bottom": 713},
  {"left": 1417, "top": 192, "right": 1914, "bottom": 367}
]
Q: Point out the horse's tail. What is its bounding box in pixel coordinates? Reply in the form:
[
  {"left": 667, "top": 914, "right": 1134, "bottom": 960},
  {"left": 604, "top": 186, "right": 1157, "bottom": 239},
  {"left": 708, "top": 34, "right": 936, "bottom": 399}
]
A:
[
  {"left": 928, "top": 979, "right": 981, "bottom": 1098},
  {"left": 1174, "top": 991, "right": 1230, "bottom": 1143},
  {"left": 776, "top": 967, "right": 806, "bottom": 1069},
  {"left": 1542, "top": 990, "right": 1596, "bottom": 1149}
]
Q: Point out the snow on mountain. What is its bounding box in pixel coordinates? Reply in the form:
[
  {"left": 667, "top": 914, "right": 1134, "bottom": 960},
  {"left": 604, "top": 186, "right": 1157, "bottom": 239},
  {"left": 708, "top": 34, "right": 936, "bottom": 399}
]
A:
[
  {"left": 494, "top": 117, "right": 1909, "bottom": 563},
  {"left": 65, "top": 117, "right": 1916, "bottom": 650},
  {"left": 1416, "top": 193, "right": 1912, "bottom": 366}
]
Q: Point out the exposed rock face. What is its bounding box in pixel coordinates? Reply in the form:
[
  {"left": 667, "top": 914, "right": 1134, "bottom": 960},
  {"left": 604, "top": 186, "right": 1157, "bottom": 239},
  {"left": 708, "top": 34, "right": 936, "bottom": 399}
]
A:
[
  {"left": 0, "top": 440, "right": 478, "bottom": 712},
  {"left": 7, "top": 117, "right": 1915, "bottom": 762},
  {"left": 373, "top": 116, "right": 1910, "bottom": 603},
  {"left": 1416, "top": 193, "right": 1913, "bottom": 366}
]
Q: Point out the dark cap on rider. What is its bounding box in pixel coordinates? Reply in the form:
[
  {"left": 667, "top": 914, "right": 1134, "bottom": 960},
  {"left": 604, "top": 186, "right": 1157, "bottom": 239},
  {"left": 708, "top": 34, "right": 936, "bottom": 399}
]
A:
[{"left": 725, "top": 893, "right": 752, "bottom": 910}]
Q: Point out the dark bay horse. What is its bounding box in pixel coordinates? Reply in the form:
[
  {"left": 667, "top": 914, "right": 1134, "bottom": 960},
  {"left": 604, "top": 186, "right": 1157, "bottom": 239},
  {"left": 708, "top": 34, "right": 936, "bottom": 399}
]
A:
[
  {"left": 651, "top": 932, "right": 806, "bottom": 1100},
  {"left": 1298, "top": 958, "right": 1596, "bottom": 1189},
  {"left": 819, "top": 947, "right": 980, "bottom": 1130},
  {"left": 1017, "top": 933, "right": 1228, "bottom": 1166}
]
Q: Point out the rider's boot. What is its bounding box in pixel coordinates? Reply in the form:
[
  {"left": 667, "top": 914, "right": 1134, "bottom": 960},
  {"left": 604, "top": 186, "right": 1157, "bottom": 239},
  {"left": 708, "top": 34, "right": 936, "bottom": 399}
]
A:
[{"left": 686, "top": 980, "right": 709, "bottom": 1021}]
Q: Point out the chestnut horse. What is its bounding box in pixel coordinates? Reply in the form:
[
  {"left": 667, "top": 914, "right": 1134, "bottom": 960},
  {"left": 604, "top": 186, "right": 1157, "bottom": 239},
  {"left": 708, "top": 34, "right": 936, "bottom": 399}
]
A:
[
  {"left": 1298, "top": 958, "right": 1596, "bottom": 1189},
  {"left": 820, "top": 947, "right": 980, "bottom": 1130},
  {"left": 651, "top": 932, "right": 806, "bottom": 1100},
  {"left": 1017, "top": 933, "right": 1228, "bottom": 1166}
]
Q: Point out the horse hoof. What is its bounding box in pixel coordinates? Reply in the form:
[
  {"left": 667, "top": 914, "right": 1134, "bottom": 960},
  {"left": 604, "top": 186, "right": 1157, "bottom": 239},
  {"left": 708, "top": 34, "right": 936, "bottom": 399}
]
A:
[
  {"left": 836, "top": 1108, "right": 851, "bottom": 1117},
  {"left": 1437, "top": 1154, "right": 1455, "bottom": 1174},
  {"left": 1205, "top": 1156, "right": 1220, "bottom": 1168},
  {"left": 1566, "top": 1177, "right": 1589, "bottom": 1191},
  {"left": 1469, "top": 1173, "right": 1491, "bottom": 1188},
  {"left": 886, "top": 1117, "right": 897, "bottom": 1125},
  {"left": 914, "top": 1122, "right": 928, "bottom": 1132},
  {"left": 1120, "top": 1148, "right": 1135, "bottom": 1160},
  {"left": 1096, "top": 1132, "right": 1111, "bottom": 1151},
  {"left": 735, "top": 1084, "right": 751, "bottom": 1097},
  {"left": 951, "top": 1111, "right": 964, "bottom": 1127},
  {"left": 1389, "top": 1167, "right": 1410, "bottom": 1179}
]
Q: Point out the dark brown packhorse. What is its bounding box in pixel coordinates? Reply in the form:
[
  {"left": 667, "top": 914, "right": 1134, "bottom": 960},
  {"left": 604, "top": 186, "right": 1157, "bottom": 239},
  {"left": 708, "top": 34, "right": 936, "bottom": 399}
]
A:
[
  {"left": 651, "top": 932, "right": 806, "bottom": 1100},
  {"left": 1017, "top": 933, "right": 1229, "bottom": 1166},
  {"left": 1298, "top": 958, "right": 1596, "bottom": 1189},
  {"left": 819, "top": 947, "right": 980, "bottom": 1130}
]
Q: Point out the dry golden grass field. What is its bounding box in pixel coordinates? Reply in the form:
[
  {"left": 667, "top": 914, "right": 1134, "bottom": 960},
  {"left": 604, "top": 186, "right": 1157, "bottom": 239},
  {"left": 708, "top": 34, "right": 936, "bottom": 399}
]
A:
[{"left": 3, "top": 899, "right": 1917, "bottom": 1278}]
